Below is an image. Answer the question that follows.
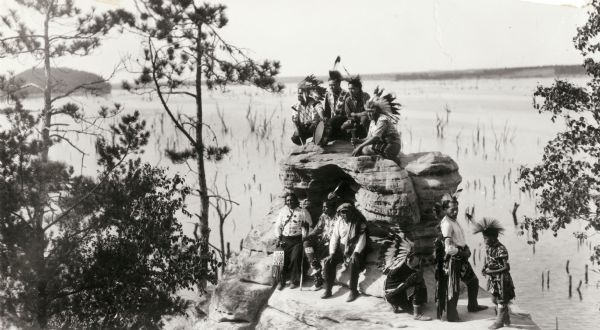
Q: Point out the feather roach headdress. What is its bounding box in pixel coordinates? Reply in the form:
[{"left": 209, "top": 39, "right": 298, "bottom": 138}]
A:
[
  {"left": 472, "top": 217, "right": 505, "bottom": 237},
  {"left": 346, "top": 75, "right": 363, "bottom": 89},
  {"left": 297, "top": 75, "right": 327, "bottom": 102},
  {"left": 365, "top": 86, "right": 402, "bottom": 122},
  {"left": 328, "top": 56, "right": 343, "bottom": 82},
  {"left": 439, "top": 188, "right": 462, "bottom": 209}
]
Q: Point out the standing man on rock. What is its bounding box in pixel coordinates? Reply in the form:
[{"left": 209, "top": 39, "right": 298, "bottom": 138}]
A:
[
  {"left": 321, "top": 203, "right": 369, "bottom": 302},
  {"left": 433, "top": 203, "right": 449, "bottom": 320},
  {"left": 440, "top": 194, "right": 488, "bottom": 321},
  {"left": 303, "top": 199, "right": 338, "bottom": 291},
  {"left": 274, "top": 193, "right": 313, "bottom": 290}
]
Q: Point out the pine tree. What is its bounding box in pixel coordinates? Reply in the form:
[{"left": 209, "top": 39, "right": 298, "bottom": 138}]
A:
[{"left": 124, "top": 0, "right": 283, "bottom": 290}]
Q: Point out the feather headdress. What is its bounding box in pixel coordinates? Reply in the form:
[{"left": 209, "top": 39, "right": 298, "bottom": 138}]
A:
[
  {"left": 346, "top": 75, "right": 362, "bottom": 89},
  {"left": 472, "top": 217, "right": 505, "bottom": 237},
  {"left": 365, "top": 86, "right": 402, "bottom": 122},
  {"left": 328, "top": 56, "right": 343, "bottom": 82},
  {"left": 380, "top": 228, "right": 415, "bottom": 273},
  {"left": 297, "top": 75, "right": 327, "bottom": 102}
]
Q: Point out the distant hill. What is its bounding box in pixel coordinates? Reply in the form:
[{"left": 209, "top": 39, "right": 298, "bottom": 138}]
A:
[
  {"left": 277, "top": 64, "right": 586, "bottom": 84},
  {"left": 15, "top": 67, "right": 111, "bottom": 96}
]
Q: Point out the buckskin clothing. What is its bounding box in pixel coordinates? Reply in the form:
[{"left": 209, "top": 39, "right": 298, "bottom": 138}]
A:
[
  {"left": 274, "top": 205, "right": 312, "bottom": 286},
  {"left": 324, "top": 89, "right": 349, "bottom": 118},
  {"left": 291, "top": 102, "right": 324, "bottom": 145},
  {"left": 323, "top": 209, "right": 369, "bottom": 294},
  {"left": 342, "top": 92, "right": 370, "bottom": 139},
  {"left": 343, "top": 91, "right": 370, "bottom": 118},
  {"left": 384, "top": 262, "right": 427, "bottom": 311},
  {"left": 274, "top": 206, "right": 312, "bottom": 237},
  {"left": 484, "top": 241, "right": 515, "bottom": 304},
  {"left": 367, "top": 116, "right": 401, "bottom": 145},
  {"left": 303, "top": 213, "right": 337, "bottom": 286},
  {"left": 440, "top": 215, "right": 485, "bottom": 321},
  {"left": 308, "top": 213, "right": 337, "bottom": 243},
  {"left": 329, "top": 216, "right": 367, "bottom": 256},
  {"left": 362, "top": 116, "right": 402, "bottom": 159}
]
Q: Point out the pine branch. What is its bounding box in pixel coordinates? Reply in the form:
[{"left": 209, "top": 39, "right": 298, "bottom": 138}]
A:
[
  {"left": 148, "top": 39, "right": 198, "bottom": 148},
  {"left": 42, "top": 145, "right": 130, "bottom": 232}
]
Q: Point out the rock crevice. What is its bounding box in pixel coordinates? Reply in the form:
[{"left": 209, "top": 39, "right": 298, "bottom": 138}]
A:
[{"left": 207, "top": 141, "right": 463, "bottom": 328}]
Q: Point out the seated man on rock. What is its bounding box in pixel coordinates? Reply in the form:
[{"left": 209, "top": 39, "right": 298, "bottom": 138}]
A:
[
  {"left": 274, "top": 193, "right": 313, "bottom": 290},
  {"left": 321, "top": 203, "right": 369, "bottom": 302},
  {"left": 291, "top": 75, "right": 327, "bottom": 146},
  {"left": 340, "top": 76, "right": 370, "bottom": 140},
  {"left": 351, "top": 87, "right": 402, "bottom": 163},
  {"left": 383, "top": 238, "right": 432, "bottom": 321},
  {"left": 303, "top": 199, "right": 338, "bottom": 291}
]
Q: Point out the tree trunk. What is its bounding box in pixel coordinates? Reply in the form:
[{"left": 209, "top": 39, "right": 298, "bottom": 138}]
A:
[
  {"left": 33, "top": 7, "right": 52, "bottom": 328},
  {"left": 220, "top": 218, "right": 225, "bottom": 274},
  {"left": 195, "top": 28, "right": 210, "bottom": 291}
]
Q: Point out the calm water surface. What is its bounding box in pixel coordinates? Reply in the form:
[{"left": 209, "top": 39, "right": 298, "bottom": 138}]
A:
[{"left": 12, "top": 77, "right": 600, "bottom": 329}]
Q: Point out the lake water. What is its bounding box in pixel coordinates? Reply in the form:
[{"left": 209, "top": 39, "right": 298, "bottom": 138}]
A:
[{"left": 12, "top": 77, "right": 600, "bottom": 329}]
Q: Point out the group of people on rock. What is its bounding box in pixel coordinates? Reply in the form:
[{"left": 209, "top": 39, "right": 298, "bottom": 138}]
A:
[
  {"left": 272, "top": 188, "right": 515, "bottom": 329},
  {"left": 273, "top": 187, "right": 368, "bottom": 304},
  {"left": 290, "top": 64, "right": 403, "bottom": 163}
]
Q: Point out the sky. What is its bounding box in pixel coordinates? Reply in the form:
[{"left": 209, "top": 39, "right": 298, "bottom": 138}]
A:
[{"left": 0, "top": 0, "right": 591, "bottom": 78}]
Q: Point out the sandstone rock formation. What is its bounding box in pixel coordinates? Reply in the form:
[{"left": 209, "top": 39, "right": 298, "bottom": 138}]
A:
[{"left": 204, "top": 141, "right": 471, "bottom": 329}]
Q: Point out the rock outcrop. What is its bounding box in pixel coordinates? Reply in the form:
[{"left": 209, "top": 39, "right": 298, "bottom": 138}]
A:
[{"left": 201, "top": 141, "right": 537, "bottom": 329}]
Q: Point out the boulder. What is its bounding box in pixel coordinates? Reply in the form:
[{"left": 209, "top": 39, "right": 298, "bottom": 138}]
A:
[
  {"left": 208, "top": 279, "right": 273, "bottom": 324},
  {"left": 400, "top": 152, "right": 462, "bottom": 223},
  {"left": 207, "top": 142, "right": 465, "bottom": 328},
  {"left": 280, "top": 142, "right": 422, "bottom": 227},
  {"left": 256, "top": 280, "right": 539, "bottom": 330},
  {"left": 224, "top": 250, "right": 273, "bottom": 286},
  {"left": 243, "top": 202, "right": 283, "bottom": 254}
]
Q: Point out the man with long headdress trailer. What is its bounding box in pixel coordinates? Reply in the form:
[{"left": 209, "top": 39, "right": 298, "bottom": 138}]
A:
[
  {"left": 382, "top": 234, "right": 432, "bottom": 321},
  {"left": 474, "top": 218, "right": 515, "bottom": 329},
  {"left": 321, "top": 203, "right": 369, "bottom": 302},
  {"left": 440, "top": 192, "right": 488, "bottom": 322},
  {"left": 274, "top": 193, "right": 313, "bottom": 290},
  {"left": 432, "top": 202, "right": 448, "bottom": 320},
  {"left": 351, "top": 87, "right": 402, "bottom": 162},
  {"left": 303, "top": 198, "right": 338, "bottom": 291},
  {"left": 341, "top": 75, "right": 370, "bottom": 139},
  {"left": 291, "top": 75, "right": 327, "bottom": 145}
]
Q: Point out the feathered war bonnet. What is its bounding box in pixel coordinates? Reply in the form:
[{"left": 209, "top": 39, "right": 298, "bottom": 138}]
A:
[
  {"left": 365, "top": 86, "right": 401, "bottom": 123},
  {"left": 297, "top": 74, "right": 327, "bottom": 103},
  {"left": 381, "top": 232, "right": 417, "bottom": 273},
  {"left": 473, "top": 217, "right": 505, "bottom": 238}
]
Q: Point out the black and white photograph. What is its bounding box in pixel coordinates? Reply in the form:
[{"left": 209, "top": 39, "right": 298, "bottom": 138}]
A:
[{"left": 0, "top": 0, "right": 598, "bottom": 329}]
